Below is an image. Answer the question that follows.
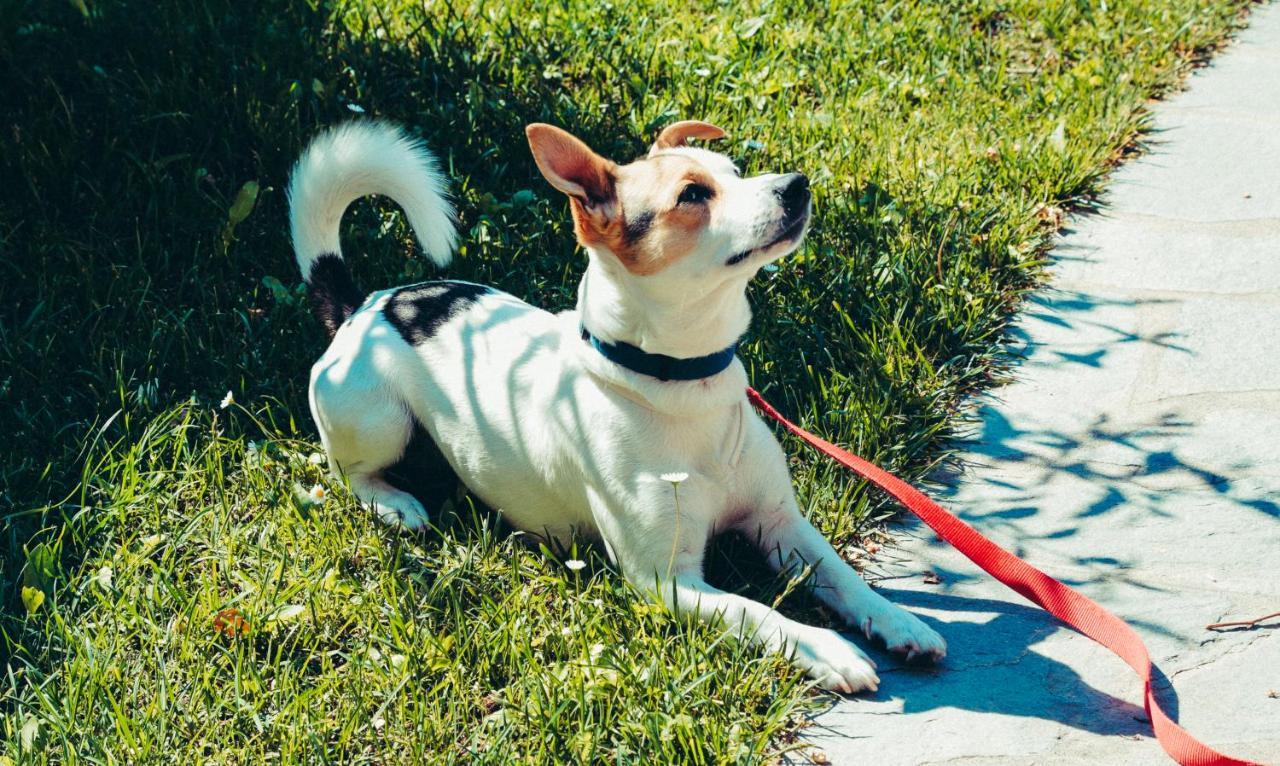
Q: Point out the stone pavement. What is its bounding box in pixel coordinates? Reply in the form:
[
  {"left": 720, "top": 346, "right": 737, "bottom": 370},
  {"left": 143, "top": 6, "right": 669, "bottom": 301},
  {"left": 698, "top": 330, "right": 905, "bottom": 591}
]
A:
[{"left": 807, "top": 5, "right": 1280, "bottom": 764}]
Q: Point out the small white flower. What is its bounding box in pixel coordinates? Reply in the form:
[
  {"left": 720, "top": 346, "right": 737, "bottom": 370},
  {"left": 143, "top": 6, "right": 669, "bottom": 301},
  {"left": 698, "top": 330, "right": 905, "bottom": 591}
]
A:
[
  {"left": 307, "top": 484, "right": 326, "bottom": 504},
  {"left": 565, "top": 559, "right": 586, "bottom": 572},
  {"left": 659, "top": 472, "right": 689, "bottom": 484},
  {"left": 93, "top": 565, "right": 114, "bottom": 590},
  {"left": 590, "top": 642, "right": 606, "bottom": 661},
  {"left": 307, "top": 452, "right": 325, "bottom": 465},
  {"left": 560, "top": 626, "right": 574, "bottom": 637},
  {"left": 219, "top": 391, "right": 235, "bottom": 409}
]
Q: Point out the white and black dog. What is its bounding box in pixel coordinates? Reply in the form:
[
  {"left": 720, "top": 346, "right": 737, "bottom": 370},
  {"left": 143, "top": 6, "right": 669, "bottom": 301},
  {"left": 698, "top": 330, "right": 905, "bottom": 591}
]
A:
[{"left": 288, "top": 120, "right": 945, "bottom": 692}]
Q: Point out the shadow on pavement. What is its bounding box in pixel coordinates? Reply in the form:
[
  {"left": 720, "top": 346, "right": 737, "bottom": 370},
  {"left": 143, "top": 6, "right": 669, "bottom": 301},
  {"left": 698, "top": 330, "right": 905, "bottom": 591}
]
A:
[{"left": 804, "top": 586, "right": 1156, "bottom": 743}]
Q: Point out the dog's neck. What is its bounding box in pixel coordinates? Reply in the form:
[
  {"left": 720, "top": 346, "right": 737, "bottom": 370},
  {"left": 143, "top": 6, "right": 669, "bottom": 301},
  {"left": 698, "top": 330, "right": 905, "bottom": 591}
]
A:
[{"left": 576, "top": 252, "right": 751, "bottom": 361}]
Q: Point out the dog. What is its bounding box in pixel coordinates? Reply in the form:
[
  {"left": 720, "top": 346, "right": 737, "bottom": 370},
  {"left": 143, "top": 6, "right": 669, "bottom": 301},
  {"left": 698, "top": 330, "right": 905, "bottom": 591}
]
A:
[{"left": 287, "top": 120, "right": 946, "bottom": 692}]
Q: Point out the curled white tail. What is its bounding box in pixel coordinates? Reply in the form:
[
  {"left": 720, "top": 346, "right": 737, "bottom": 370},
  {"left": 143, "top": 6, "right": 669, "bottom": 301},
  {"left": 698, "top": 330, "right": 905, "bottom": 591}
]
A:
[{"left": 288, "top": 121, "right": 457, "bottom": 279}]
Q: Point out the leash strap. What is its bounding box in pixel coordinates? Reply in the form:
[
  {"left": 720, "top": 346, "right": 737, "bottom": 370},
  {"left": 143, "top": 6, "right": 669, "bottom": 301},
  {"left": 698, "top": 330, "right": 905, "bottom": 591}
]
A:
[{"left": 746, "top": 387, "right": 1260, "bottom": 766}]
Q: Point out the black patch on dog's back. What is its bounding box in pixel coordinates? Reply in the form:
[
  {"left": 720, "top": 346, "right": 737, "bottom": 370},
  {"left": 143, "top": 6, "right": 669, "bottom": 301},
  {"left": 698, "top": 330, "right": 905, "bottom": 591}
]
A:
[
  {"left": 384, "top": 280, "right": 492, "bottom": 345},
  {"left": 308, "top": 254, "right": 365, "bottom": 339}
]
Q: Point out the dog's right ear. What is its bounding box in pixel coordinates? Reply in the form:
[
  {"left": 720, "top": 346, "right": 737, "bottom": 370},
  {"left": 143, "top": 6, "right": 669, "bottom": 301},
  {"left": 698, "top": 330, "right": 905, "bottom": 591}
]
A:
[
  {"left": 650, "top": 120, "right": 726, "bottom": 154},
  {"left": 526, "top": 124, "right": 617, "bottom": 220}
]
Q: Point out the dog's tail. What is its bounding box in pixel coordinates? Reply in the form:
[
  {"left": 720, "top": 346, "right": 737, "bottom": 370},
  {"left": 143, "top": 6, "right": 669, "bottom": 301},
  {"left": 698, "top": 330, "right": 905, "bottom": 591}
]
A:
[{"left": 288, "top": 121, "right": 457, "bottom": 337}]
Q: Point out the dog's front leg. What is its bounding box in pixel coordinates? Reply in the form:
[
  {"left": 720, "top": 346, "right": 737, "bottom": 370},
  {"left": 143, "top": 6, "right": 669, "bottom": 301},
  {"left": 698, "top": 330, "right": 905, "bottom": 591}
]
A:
[
  {"left": 590, "top": 481, "right": 880, "bottom": 693},
  {"left": 633, "top": 570, "right": 882, "bottom": 693},
  {"left": 747, "top": 504, "right": 947, "bottom": 662}
]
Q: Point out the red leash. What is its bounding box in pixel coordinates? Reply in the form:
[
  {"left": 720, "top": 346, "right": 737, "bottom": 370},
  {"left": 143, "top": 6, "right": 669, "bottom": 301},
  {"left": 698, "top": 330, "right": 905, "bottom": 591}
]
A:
[{"left": 747, "top": 387, "right": 1261, "bottom": 766}]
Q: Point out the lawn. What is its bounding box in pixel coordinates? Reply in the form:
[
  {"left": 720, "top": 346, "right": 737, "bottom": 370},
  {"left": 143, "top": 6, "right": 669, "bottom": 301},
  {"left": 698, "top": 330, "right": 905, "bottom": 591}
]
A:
[{"left": 0, "top": 0, "right": 1251, "bottom": 762}]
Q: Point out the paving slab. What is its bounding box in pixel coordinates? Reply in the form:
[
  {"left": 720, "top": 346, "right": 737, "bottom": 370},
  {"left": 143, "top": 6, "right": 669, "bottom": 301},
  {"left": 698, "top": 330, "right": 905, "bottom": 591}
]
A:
[{"left": 804, "top": 5, "right": 1280, "bottom": 764}]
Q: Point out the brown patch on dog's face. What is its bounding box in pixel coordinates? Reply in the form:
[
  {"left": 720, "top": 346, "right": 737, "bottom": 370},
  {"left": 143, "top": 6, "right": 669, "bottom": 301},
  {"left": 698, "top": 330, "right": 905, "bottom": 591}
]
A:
[{"left": 597, "top": 154, "right": 720, "bottom": 276}]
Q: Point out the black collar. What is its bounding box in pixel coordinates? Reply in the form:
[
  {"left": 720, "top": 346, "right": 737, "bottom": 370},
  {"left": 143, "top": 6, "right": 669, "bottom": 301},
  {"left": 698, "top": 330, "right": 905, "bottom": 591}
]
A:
[{"left": 580, "top": 326, "right": 738, "bottom": 382}]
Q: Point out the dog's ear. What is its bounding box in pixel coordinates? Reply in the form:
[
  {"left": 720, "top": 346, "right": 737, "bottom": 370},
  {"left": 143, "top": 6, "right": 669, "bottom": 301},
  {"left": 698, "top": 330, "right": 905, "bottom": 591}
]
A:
[
  {"left": 650, "top": 120, "right": 726, "bottom": 155},
  {"left": 526, "top": 124, "right": 617, "bottom": 219}
]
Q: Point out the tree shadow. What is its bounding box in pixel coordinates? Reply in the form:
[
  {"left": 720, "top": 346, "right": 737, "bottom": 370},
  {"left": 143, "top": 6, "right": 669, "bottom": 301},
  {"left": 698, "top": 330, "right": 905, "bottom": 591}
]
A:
[
  {"left": 802, "top": 207, "right": 1280, "bottom": 749},
  {"left": 931, "top": 253, "right": 1278, "bottom": 552}
]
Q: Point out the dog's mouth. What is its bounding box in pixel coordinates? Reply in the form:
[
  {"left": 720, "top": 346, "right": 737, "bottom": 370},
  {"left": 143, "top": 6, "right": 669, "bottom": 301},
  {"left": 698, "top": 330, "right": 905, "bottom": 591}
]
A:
[{"left": 725, "top": 209, "right": 810, "bottom": 267}]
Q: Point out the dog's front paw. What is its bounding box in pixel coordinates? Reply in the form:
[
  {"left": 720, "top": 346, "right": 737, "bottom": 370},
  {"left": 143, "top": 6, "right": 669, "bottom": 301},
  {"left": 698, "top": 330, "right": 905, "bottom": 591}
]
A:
[
  {"left": 860, "top": 605, "right": 946, "bottom": 662},
  {"left": 791, "top": 627, "right": 880, "bottom": 693}
]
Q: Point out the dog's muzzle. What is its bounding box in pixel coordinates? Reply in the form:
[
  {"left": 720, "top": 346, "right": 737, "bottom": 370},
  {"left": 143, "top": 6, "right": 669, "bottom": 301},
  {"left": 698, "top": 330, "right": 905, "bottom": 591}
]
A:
[
  {"left": 724, "top": 173, "right": 812, "bottom": 267},
  {"left": 775, "top": 173, "right": 810, "bottom": 223}
]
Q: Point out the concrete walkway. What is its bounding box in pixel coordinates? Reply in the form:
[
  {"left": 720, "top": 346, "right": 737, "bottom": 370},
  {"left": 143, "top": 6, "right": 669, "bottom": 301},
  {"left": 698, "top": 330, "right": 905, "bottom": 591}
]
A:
[{"left": 809, "top": 6, "right": 1280, "bottom": 764}]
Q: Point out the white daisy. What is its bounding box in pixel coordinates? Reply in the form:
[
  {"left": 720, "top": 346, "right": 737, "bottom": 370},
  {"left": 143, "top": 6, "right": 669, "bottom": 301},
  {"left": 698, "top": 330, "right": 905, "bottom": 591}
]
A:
[
  {"left": 219, "top": 391, "right": 235, "bottom": 409},
  {"left": 565, "top": 559, "right": 586, "bottom": 571},
  {"left": 307, "top": 484, "right": 326, "bottom": 504},
  {"left": 659, "top": 471, "right": 689, "bottom": 484},
  {"left": 94, "top": 565, "right": 114, "bottom": 590}
]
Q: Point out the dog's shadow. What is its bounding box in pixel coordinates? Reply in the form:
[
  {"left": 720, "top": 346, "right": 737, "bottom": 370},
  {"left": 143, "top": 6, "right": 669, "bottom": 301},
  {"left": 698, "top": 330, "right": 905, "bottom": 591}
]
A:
[
  {"left": 708, "top": 541, "right": 1155, "bottom": 741},
  {"left": 813, "top": 586, "right": 1154, "bottom": 738}
]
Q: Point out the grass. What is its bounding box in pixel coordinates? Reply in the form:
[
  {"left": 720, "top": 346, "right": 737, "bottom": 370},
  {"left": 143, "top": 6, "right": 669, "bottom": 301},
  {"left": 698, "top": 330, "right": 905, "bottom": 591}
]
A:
[{"left": 0, "top": 0, "right": 1251, "bottom": 762}]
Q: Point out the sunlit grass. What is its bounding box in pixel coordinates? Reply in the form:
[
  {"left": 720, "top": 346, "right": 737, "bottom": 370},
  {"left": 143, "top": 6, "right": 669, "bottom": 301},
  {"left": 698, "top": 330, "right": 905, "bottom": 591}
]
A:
[{"left": 0, "top": 0, "right": 1250, "bottom": 761}]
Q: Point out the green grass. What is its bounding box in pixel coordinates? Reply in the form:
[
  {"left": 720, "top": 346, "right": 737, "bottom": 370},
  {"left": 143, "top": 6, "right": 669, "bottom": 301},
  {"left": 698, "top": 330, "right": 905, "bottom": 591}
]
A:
[{"left": 0, "top": 0, "right": 1250, "bottom": 762}]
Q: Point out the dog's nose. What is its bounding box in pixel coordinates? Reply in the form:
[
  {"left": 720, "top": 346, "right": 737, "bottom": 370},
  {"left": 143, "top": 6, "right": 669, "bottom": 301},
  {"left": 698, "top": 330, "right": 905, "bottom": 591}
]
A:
[{"left": 775, "top": 173, "right": 810, "bottom": 218}]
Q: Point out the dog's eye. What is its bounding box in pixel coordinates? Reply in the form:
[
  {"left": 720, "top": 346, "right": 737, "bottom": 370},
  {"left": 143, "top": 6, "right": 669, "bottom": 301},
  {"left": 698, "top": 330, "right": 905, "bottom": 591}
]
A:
[{"left": 677, "top": 183, "right": 714, "bottom": 205}]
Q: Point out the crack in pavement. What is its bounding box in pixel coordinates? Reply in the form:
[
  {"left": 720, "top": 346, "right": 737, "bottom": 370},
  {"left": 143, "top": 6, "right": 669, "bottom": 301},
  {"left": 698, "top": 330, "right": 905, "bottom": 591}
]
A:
[{"left": 1173, "top": 631, "right": 1275, "bottom": 679}]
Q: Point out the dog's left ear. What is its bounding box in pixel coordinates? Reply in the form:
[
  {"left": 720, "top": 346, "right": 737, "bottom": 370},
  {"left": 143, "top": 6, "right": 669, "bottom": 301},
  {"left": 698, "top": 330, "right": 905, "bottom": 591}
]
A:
[
  {"left": 650, "top": 120, "right": 726, "bottom": 155},
  {"left": 526, "top": 123, "right": 617, "bottom": 219}
]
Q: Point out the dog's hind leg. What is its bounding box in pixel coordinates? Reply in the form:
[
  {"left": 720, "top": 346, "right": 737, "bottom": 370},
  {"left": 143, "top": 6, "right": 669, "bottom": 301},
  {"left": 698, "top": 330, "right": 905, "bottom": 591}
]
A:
[
  {"left": 310, "top": 364, "right": 430, "bottom": 532},
  {"left": 347, "top": 471, "right": 430, "bottom": 531}
]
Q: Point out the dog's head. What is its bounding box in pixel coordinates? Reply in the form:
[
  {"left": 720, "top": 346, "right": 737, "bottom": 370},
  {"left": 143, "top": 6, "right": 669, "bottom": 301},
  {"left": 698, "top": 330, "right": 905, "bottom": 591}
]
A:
[{"left": 526, "top": 121, "right": 810, "bottom": 292}]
